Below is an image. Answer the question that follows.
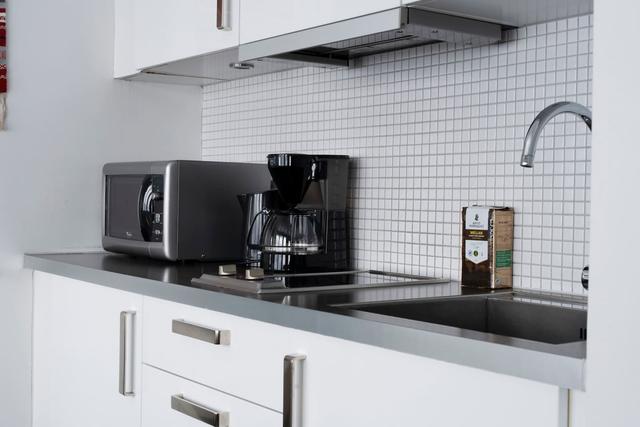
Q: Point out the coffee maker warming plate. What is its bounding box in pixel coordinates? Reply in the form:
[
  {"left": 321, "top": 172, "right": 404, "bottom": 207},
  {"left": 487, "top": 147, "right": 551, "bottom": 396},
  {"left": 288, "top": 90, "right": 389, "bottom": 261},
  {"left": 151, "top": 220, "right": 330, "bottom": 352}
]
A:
[{"left": 191, "top": 270, "right": 449, "bottom": 294}]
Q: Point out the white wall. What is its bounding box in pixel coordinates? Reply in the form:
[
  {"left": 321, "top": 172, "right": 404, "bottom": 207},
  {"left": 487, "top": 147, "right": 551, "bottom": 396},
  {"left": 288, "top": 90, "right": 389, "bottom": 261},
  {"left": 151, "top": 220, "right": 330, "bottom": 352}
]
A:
[
  {"left": 0, "top": 1, "right": 202, "bottom": 425},
  {"left": 587, "top": 0, "right": 640, "bottom": 425}
]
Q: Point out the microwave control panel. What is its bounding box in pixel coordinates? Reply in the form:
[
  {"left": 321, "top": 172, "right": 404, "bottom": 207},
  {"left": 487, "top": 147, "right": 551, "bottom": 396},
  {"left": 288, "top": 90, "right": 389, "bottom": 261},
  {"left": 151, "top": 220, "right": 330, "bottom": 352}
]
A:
[{"left": 141, "top": 175, "right": 164, "bottom": 242}]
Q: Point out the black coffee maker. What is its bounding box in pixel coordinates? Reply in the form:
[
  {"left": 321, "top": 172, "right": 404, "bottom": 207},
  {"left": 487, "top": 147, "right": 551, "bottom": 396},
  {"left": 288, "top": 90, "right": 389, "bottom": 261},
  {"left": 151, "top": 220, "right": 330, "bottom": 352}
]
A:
[{"left": 249, "top": 154, "right": 350, "bottom": 276}]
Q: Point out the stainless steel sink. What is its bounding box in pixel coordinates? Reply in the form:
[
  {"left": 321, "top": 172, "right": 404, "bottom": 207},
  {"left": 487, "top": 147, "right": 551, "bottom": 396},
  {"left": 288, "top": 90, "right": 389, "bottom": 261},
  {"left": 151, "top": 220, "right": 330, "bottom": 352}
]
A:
[{"left": 339, "top": 293, "right": 587, "bottom": 345}]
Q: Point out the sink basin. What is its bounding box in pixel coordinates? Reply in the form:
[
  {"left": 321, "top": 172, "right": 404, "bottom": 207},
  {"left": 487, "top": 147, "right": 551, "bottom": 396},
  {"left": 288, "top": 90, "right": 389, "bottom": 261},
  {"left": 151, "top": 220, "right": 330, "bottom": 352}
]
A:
[{"left": 342, "top": 293, "right": 587, "bottom": 345}]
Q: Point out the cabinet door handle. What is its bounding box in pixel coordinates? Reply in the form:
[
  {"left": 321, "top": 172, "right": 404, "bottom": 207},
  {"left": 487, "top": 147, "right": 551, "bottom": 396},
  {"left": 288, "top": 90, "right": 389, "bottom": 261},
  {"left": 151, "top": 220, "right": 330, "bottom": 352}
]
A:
[
  {"left": 216, "top": 0, "right": 230, "bottom": 30},
  {"left": 283, "top": 354, "right": 306, "bottom": 427},
  {"left": 119, "top": 310, "right": 136, "bottom": 396},
  {"left": 172, "top": 319, "right": 231, "bottom": 345},
  {"left": 171, "top": 394, "right": 230, "bottom": 427}
]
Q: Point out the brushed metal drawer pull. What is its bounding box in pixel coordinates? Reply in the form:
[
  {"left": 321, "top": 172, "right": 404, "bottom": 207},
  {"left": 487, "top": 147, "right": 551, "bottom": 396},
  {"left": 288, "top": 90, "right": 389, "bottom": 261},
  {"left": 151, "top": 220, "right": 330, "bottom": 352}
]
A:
[
  {"left": 172, "top": 319, "right": 231, "bottom": 345},
  {"left": 119, "top": 311, "right": 136, "bottom": 396},
  {"left": 171, "top": 394, "right": 230, "bottom": 427},
  {"left": 283, "top": 354, "right": 306, "bottom": 427}
]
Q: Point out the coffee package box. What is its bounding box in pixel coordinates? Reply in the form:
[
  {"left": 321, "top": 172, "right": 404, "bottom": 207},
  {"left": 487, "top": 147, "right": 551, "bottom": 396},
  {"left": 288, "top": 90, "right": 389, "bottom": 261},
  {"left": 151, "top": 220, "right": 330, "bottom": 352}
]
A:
[{"left": 461, "top": 206, "right": 514, "bottom": 289}]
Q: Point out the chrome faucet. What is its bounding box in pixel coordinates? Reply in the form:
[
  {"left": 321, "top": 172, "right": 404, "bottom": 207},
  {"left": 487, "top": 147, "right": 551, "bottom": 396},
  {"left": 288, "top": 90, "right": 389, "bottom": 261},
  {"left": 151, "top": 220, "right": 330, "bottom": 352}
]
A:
[
  {"left": 520, "top": 101, "right": 592, "bottom": 167},
  {"left": 519, "top": 101, "right": 593, "bottom": 290}
]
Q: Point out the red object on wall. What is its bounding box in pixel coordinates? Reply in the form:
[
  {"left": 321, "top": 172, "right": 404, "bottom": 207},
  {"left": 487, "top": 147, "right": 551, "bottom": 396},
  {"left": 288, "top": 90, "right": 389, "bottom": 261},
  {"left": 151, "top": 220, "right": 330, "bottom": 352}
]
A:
[
  {"left": 0, "top": 65, "right": 6, "bottom": 93},
  {"left": 0, "top": 2, "right": 5, "bottom": 130},
  {"left": 0, "top": 6, "right": 6, "bottom": 94},
  {"left": 0, "top": 8, "right": 5, "bottom": 48}
]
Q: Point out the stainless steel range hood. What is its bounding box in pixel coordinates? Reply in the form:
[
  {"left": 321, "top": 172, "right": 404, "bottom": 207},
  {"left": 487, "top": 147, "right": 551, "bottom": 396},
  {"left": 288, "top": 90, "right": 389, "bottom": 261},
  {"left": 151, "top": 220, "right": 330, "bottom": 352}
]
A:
[{"left": 239, "top": 7, "right": 504, "bottom": 68}]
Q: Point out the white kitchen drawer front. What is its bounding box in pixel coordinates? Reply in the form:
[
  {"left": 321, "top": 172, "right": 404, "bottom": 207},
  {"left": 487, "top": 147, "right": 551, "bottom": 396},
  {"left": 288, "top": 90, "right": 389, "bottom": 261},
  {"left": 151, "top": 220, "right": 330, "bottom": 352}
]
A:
[
  {"left": 141, "top": 365, "right": 281, "bottom": 427},
  {"left": 143, "top": 296, "right": 305, "bottom": 411}
]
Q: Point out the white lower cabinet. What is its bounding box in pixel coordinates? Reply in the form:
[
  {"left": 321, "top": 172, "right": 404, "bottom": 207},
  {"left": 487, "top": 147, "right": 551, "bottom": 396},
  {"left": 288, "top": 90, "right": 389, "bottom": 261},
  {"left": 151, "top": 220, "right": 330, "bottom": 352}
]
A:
[
  {"left": 32, "top": 273, "right": 571, "bottom": 427},
  {"left": 32, "top": 272, "right": 143, "bottom": 427},
  {"left": 141, "top": 364, "right": 281, "bottom": 427},
  {"left": 569, "top": 390, "right": 587, "bottom": 427},
  {"left": 301, "top": 333, "right": 568, "bottom": 427},
  {"left": 143, "top": 296, "right": 569, "bottom": 427},
  {"left": 143, "top": 296, "right": 306, "bottom": 411}
]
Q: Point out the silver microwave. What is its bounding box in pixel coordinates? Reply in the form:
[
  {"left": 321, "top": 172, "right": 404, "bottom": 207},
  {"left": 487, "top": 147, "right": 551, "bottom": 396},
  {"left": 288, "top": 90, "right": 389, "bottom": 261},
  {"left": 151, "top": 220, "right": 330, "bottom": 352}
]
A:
[{"left": 102, "top": 160, "right": 271, "bottom": 261}]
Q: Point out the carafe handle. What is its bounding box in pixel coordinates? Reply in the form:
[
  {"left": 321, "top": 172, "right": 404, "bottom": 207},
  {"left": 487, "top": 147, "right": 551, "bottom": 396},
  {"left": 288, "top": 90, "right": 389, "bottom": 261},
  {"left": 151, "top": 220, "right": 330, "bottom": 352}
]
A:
[{"left": 246, "top": 207, "right": 270, "bottom": 250}]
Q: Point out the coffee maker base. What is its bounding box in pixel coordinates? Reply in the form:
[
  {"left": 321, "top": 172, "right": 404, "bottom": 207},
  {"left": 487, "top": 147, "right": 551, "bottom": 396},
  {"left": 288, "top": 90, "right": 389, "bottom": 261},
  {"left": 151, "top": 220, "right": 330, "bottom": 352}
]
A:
[{"left": 192, "top": 270, "right": 449, "bottom": 295}]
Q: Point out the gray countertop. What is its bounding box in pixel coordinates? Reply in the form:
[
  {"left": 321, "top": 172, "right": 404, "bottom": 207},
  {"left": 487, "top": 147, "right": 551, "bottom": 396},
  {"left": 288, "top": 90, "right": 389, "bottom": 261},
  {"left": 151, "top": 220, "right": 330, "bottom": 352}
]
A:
[{"left": 24, "top": 252, "right": 586, "bottom": 390}]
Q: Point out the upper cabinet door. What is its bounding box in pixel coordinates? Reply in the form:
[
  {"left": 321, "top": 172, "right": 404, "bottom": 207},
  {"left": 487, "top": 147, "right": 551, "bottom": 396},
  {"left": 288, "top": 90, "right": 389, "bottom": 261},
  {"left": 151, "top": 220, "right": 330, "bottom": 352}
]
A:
[
  {"left": 114, "top": 0, "right": 138, "bottom": 78},
  {"left": 239, "top": 0, "right": 401, "bottom": 45},
  {"left": 400, "top": 0, "right": 592, "bottom": 27},
  {"left": 134, "top": 0, "right": 240, "bottom": 70}
]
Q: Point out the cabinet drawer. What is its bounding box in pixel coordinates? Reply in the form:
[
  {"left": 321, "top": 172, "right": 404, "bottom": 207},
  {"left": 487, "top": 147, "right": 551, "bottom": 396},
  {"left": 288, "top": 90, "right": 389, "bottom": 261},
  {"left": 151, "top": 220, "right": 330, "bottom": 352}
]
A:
[
  {"left": 142, "top": 296, "right": 304, "bottom": 411},
  {"left": 141, "top": 365, "right": 281, "bottom": 427}
]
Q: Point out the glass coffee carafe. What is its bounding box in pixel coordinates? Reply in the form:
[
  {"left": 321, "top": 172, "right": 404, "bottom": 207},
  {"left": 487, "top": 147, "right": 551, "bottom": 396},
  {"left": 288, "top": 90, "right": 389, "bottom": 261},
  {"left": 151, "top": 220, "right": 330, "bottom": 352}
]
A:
[{"left": 259, "top": 208, "right": 325, "bottom": 255}]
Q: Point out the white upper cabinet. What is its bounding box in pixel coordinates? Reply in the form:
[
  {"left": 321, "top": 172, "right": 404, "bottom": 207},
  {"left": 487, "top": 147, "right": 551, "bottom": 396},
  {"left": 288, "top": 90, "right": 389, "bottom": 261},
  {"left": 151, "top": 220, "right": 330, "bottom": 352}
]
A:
[
  {"left": 239, "top": 0, "right": 401, "bottom": 45},
  {"left": 115, "top": 0, "right": 593, "bottom": 82},
  {"left": 401, "top": 0, "right": 592, "bottom": 27},
  {"left": 133, "top": 0, "right": 240, "bottom": 70},
  {"left": 114, "top": 0, "right": 137, "bottom": 78}
]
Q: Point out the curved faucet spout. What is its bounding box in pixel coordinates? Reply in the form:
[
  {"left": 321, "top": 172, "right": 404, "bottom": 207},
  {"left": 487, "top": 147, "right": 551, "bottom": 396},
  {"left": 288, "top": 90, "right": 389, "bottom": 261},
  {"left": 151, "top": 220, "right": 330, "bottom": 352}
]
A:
[{"left": 520, "top": 101, "right": 592, "bottom": 168}]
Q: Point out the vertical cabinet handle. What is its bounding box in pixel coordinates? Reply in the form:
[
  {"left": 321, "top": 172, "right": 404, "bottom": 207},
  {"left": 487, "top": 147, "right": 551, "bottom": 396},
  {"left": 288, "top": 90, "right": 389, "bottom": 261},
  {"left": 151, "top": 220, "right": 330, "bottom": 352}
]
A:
[
  {"left": 172, "top": 319, "right": 231, "bottom": 345},
  {"left": 171, "top": 394, "right": 230, "bottom": 427},
  {"left": 119, "top": 311, "right": 136, "bottom": 396},
  {"left": 283, "top": 354, "right": 306, "bottom": 427},
  {"left": 216, "top": 0, "right": 230, "bottom": 30}
]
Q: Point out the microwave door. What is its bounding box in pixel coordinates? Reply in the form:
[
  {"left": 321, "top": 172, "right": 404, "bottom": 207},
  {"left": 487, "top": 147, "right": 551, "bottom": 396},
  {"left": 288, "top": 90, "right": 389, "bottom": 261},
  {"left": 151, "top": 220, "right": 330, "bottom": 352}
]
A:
[{"left": 105, "top": 175, "right": 146, "bottom": 241}]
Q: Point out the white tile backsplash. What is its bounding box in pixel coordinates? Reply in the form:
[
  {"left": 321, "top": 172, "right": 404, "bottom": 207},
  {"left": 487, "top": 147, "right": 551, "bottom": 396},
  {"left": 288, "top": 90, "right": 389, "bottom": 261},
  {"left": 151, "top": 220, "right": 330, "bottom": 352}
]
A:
[{"left": 202, "top": 14, "right": 592, "bottom": 295}]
